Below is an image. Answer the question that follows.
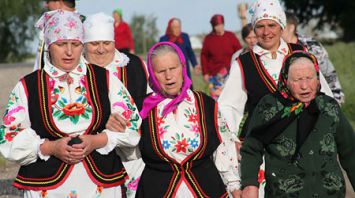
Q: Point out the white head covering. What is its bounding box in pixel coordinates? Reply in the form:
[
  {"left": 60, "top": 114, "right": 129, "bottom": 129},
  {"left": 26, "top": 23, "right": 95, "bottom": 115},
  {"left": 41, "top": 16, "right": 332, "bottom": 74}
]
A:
[
  {"left": 250, "top": 0, "right": 286, "bottom": 29},
  {"left": 35, "top": 10, "right": 84, "bottom": 49},
  {"left": 83, "top": 12, "right": 115, "bottom": 43}
]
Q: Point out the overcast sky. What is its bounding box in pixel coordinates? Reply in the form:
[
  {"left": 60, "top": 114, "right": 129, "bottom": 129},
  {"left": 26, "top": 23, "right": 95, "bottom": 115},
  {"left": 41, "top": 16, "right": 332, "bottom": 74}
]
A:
[{"left": 77, "top": 0, "right": 256, "bottom": 36}]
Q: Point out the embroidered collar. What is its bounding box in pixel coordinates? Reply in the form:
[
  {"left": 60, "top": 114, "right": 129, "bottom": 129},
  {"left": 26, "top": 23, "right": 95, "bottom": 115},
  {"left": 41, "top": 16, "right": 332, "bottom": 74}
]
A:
[
  {"left": 253, "top": 39, "right": 289, "bottom": 57},
  {"left": 107, "top": 49, "right": 130, "bottom": 69},
  {"left": 43, "top": 55, "right": 87, "bottom": 79},
  {"left": 157, "top": 89, "right": 195, "bottom": 108}
]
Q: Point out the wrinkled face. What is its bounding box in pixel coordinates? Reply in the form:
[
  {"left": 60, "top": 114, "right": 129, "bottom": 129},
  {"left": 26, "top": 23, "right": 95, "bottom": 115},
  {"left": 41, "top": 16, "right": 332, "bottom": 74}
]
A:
[
  {"left": 255, "top": 19, "right": 283, "bottom": 51},
  {"left": 49, "top": 40, "right": 83, "bottom": 72},
  {"left": 287, "top": 58, "right": 319, "bottom": 103},
  {"left": 152, "top": 52, "right": 183, "bottom": 97},
  {"left": 170, "top": 20, "right": 181, "bottom": 37},
  {"left": 85, "top": 41, "right": 115, "bottom": 67},
  {"left": 44, "top": 0, "right": 61, "bottom": 11},
  {"left": 244, "top": 31, "right": 257, "bottom": 49},
  {"left": 214, "top": 24, "right": 225, "bottom": 35}
]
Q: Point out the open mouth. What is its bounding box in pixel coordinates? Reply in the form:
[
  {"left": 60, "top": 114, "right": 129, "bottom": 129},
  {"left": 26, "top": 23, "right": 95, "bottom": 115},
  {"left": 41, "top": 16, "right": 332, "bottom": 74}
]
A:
[{"left": 165, "top": 82, "right": 176, "bottom": 88}]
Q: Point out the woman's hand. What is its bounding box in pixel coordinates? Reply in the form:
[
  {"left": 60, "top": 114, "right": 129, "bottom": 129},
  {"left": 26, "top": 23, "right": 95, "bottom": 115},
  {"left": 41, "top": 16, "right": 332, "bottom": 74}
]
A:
[
  {"left": 105, "top": 113, "right": 128, "bottom": 132},
  {"left": 40, "top": 137, "right": 82, "bottom": 164},
  {"left": 242, "top": 186, "right": 258, "bottom": 198},
  {"left": 203, "top": 74, "right": 210, "bottom": 83},
  {"left": 231, "top": 189, "right": 242, "bottom": 198},
  {"left": 70, "top": 133, "right": 108, "bottom": 161},
  {"left": 194, "top": 64, "right": 202, "bottom": 75}
]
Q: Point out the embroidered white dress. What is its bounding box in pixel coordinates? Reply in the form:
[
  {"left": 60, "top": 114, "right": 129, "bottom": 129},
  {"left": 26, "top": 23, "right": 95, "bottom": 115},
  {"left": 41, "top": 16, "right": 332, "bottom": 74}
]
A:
[
  {"left": 101, "top": 49, "right": 147, "bottom": 197},
  {"left": 138, "top": 90, "right": 240, "bottom": 197},
  {"left": 218, "top": 39, "right": 334, "bottom": 197},
  {"left": 0, "top": 57, "right": 142, "bottom": 198}
]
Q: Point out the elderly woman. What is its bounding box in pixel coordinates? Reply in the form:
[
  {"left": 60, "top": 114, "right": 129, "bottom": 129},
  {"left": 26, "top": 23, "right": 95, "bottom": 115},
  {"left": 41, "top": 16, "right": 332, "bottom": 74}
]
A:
[
  {"left": 82, "top": 12, "right": 148, "bottom": 197},
  {"left": 83, "top": 12, "right": 148, "bottom": 110},
  {"left": 0, "top": 10, "right": 141, "bottom": 197},
  {"left": 134, "top": 41, "right": 241, "bottom": 197},
  {"left": 240, "top": 51, "right": 355, "bottom": 198},
  {"left": 159, "top": 18, "right": 201, "bottom": 80}
]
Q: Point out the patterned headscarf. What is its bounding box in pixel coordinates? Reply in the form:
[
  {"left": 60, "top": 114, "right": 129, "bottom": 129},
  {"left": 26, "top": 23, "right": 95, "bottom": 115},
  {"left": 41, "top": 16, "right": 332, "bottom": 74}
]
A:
[
  {"left": 35, "top": 10, "right": 84, "bottom": 49},
  {"left": 278, "top": 50, "right": 320, "bottom": 102},
  {"left": 139, "top": 42, "right": 192, "bottom": 119},
  {"left": 250, "top": 0, "right": 286, "bottom": 29}
]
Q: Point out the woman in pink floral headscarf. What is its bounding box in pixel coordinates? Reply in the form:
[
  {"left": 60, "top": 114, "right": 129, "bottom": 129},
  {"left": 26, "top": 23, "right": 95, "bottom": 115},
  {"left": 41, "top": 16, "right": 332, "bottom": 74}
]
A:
[
  {"left": 132, "top": 42, "right": 242, "bottom": 197},
  {"left": 0, "top": 10, "right": 141, "bottom": 197}
]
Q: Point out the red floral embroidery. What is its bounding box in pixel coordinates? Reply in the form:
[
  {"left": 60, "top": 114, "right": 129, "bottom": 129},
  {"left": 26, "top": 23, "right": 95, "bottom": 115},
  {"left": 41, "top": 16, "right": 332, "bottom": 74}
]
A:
[
  {"left": 5, "top": 132, "right": 18, "bottom": 142},
  {"left": 188, "top": 114, "right": 198, "bottom": 123},
  {"left": 62, "top": 102, "right": 85, "bottom": 116},
  {"left": 40, "top": 190, "right": 47, "bottom": 198},
  {"left": 97, "top": 186, "right": 103, "bottom": 193},
  {"left": 156, "top": 116, "right": 165, "bottom": 126},
  {"left": 175, "top": 138, "right": 189, "bottom": 153},
  {"left": 258, "top": 170, "right": 265, "bottom": 184}
]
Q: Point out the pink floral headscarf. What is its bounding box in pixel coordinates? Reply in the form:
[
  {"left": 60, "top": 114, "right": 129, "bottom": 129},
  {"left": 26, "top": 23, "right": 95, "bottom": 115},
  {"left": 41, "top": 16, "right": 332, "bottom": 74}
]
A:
[
  {"left": 35, "top": 10, "right": 84, "bottom": 49},
  {"left": 139, "top": 42, "right": 192, "bottom": 119}
]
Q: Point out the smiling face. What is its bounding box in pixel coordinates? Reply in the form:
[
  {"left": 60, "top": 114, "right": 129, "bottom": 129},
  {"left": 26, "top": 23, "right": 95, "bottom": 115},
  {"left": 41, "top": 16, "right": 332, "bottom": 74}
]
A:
[
  {"left": 84, "top": 41, "right": 115, "bottom": 67},
  {"left": 287, "top": 58, "right": 319, "bottom": 103},
  {"left": 152, "top": 51, "right": 183, "bottom": 97},
  {"left": 254, "top": 19, "right": 283, "bottom": 52},
  {"left": 49, "top": 40, "right": 83, "bottom": 72}
]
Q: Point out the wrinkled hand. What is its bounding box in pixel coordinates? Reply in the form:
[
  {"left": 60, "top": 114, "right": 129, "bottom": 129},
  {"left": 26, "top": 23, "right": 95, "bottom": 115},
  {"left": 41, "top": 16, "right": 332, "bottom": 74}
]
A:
[
  {"left": 41, "top": 137, "right": 83, "bottom": 164},
  {"left": 106, "top": 113, "right": 128, "bottom": 132},
  {"left": 71, "top": 133, "right": 108, "bottom": 162},
  {"left": 242, "top": 186, "right": 258, "bottom": 198},
  {"left": 194, "top": 64, "right": 202, "bottom": 75},
  {"left": 231, "top": 189, "right": 242, "bottom": 198},
  {"left": 203, "top": 74, "right": 210, "bottom": 83}
]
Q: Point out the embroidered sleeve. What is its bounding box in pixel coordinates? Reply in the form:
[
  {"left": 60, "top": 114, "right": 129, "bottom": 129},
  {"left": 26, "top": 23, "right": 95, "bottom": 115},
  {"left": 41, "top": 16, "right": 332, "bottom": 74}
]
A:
[
  {"left": 213, "top": 109, "right": 241, "bottom": 192},
  {"left": 218, "top": 60, "right": 247, "bottom": 135},
  {"left": 0, "top": 82, "right": 43, "bottom": 165},
  {"left": 96, "top": 71, "right": 142, "bottom": 155}
]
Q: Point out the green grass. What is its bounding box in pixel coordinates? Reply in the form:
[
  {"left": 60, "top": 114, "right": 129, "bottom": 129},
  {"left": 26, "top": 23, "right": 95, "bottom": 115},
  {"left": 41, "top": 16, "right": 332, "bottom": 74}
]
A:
[{"left": 325, "top": 42, "right": 355, "bottom": 127}]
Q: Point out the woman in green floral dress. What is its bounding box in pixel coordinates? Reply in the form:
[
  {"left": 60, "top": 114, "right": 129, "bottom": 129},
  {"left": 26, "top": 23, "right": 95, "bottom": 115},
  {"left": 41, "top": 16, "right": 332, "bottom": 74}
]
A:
[{"left": 240, "top": 51, "right": 355, "bottom": 198}]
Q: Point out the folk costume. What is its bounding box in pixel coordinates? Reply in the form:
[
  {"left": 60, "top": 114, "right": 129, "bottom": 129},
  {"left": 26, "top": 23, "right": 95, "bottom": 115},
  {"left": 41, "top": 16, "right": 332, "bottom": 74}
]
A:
[
  {"left": 136, "top": 42, "right": 240, "bottom": 197},
  {"left": 0, "top": 10, "right": 141, "bottom": 198},
  {"left": 240, "top": 51, "right": 355, "bottom": 198},
  {"left": 83, "top": 13, "right": 148, "bottom": 198},
  {"left": 218, "top": 0, "right": 334, "bottom": 196}
]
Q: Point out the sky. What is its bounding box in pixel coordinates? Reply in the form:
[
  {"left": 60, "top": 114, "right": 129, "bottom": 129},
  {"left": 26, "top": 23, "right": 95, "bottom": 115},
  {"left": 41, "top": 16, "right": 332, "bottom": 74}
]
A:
[{"left": 77, "top": 0, "right": 256, "bottom": 36}]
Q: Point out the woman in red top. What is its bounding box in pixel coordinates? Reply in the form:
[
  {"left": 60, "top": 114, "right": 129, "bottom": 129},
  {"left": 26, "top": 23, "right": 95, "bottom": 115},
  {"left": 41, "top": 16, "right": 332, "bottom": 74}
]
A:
[
  {"left": 113, "top": 8, "right": 135, "bottom": 54},
  {"left": 201, "top": 14, "right": 242, "bottom": 100}
]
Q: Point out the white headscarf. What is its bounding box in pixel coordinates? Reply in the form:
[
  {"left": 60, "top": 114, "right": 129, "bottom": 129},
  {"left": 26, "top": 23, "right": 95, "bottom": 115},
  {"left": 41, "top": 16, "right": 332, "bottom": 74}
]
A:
[
  {"left": 83, "top": 12, "right": 115, "bottom": 43},
  {"left": 250, "top": 0, "right": 286, "bottom": 29},
  {"left": 35, "top": 10, "right": 84, "bottom": 49}
]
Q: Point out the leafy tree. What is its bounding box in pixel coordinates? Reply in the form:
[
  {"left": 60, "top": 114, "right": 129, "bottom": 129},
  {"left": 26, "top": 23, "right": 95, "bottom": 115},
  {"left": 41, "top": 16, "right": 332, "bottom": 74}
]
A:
[
  {"left": 0, "top": 0, "right": 43, "bottom": 62},
  {"left": 130, "top": 14, "right": 159, "bottom": 55},
  {"left": 282, "top": 0, "right": 355, "bottom": 41}
]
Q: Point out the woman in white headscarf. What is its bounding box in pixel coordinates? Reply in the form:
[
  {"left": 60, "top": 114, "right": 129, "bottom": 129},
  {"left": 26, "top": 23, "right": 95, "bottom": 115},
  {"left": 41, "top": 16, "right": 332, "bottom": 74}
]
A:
[
  {"left": 83, "top": 12, "right": 148, "bottom": 198},
  {"left": 0, "top": 10, "right": 141, "bottom": 197}
]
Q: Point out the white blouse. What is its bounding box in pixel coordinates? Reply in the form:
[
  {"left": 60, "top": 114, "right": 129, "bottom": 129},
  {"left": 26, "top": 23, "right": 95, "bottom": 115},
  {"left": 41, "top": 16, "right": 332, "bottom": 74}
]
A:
[
  {"left": 139, "top": 90, "right": 241, "bottom": 196},
  {"left": 218, "top": 39, "right": 334, "bottom": 134},
  {"left": 0, "top": 56, "right": 141, "bottom": 197}
]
